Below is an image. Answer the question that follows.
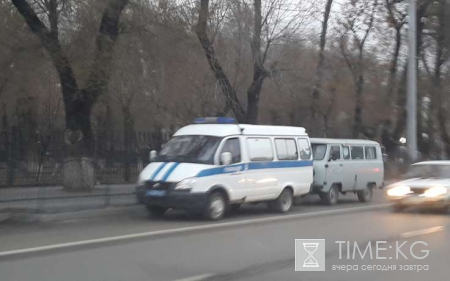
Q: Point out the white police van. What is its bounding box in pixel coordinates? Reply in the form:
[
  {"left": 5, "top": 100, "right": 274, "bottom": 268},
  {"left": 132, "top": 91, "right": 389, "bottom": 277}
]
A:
[{"left": 136, "top": 117, "right": 313, "bottom": 220}]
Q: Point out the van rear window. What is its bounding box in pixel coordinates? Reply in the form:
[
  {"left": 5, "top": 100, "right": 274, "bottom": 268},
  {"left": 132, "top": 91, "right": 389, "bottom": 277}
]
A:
[
  {"left": 351, "top": 146, "right": 364, "bottom": 160},
  {"left": 312, "top": 144, "right": 327, "bottom": 160},
  {"left": 365, "top": 146, "right": 377, "bottom": 159}
]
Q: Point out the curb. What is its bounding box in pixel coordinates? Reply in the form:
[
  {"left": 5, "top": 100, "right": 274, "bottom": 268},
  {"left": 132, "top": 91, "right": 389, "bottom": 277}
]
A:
[{"left": 0, "top": 205, "right": 144, "bottom": 223}]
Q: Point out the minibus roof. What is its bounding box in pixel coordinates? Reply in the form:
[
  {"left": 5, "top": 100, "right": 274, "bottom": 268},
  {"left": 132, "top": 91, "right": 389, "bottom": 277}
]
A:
[
  {"left": 310, "top": 138, "right": 379, "bottom": 145},
  {"left": 174, "top": 124, "right": 308, "bottom": 137}
]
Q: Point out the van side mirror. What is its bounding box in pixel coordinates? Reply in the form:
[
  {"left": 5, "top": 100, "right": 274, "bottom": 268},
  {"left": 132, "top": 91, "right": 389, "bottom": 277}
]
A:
[
  {"left": 220, "top": 152, "right": 233, "bottom": 166},
  {"left": 149, "top": 150, "right": 157, "bottom": 162}
]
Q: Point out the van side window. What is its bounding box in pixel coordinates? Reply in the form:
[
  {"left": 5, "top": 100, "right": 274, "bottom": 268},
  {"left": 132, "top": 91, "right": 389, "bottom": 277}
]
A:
[
  {"left": 312, "top": 144, "right": 327, "bottom": 160},
  {"left": 330, "top": 146, "right": 341, "bottom": 160},
  {"left": 365, "top": 146, "right": 377, "bottom": 160},
  {"left": 221, "top": 138, "right": 241, "bottom": 164},
  {"left": 275, "top": 138, "right": 298, "bottom": 160},
  {"left": 343, "top": 146, "right": 350, "bottom": 160},
  {"left": 351, "top": 146, "right": 364, "bottom": 160},
  {"left": 297, "top": 138, "right": 312, "bottom": 160},
  {"left": 247, "top": 138, "right": 273, "bottom": 161}
]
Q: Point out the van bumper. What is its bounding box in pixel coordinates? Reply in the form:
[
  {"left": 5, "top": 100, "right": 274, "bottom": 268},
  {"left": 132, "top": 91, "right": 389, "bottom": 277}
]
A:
[
  {"left": 309, "top": 184, "right": 324, "bottom": 194},
  {"left": 136, "top": 185, "right": 208, "bottom": 210}
]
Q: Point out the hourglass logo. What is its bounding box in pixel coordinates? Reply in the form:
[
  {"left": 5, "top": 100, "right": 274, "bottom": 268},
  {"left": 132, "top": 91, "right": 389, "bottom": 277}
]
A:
[{"left": 295, "top": 239, "right": 325, "bottom": 271}]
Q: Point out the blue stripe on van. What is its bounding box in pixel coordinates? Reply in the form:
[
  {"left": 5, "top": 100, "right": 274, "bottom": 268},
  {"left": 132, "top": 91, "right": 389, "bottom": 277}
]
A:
[
  {"left": 149, "top": 162, "right": 168, "bottom": 181},
  {"left": 196, "top": 160, "right": 313, "bottom": 178},
  {"left": 161, "top": 162, "right": 181, "bottom": 181}
]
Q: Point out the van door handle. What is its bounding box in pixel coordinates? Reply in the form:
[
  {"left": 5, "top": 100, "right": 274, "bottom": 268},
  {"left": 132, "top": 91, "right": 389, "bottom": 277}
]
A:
[
  {"left": 324, "top": 164, "right": 329, "bottom": 168},
  {"left": 339, "top": 164, "right": 343, "bottom": 167}
]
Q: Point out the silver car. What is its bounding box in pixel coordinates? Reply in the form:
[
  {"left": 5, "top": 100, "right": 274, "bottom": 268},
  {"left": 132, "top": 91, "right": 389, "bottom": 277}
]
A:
[{"left": 387, "top": 161, "right": 450, "bottom": 212}]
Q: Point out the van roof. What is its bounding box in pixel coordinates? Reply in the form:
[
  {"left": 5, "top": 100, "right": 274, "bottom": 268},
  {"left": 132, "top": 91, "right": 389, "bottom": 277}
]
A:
[
  {"left": 310, "top": 138, "right": 380, "bottom": 145},
  {"left": 174, "top": 124, "right": 308, "bottom": 137}
]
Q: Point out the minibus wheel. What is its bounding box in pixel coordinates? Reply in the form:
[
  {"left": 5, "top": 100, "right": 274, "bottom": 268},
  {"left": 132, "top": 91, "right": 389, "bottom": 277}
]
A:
[
  {"left": 320, "top": 185, "right": 338, "bottom": 205},
  {"left": 357, "top": 185, "right": 373, "bottom": 202},
  {"left": 204, "top": 191, "right": 227, "bottom": 220},
  {"left": 269, "top": 188, "right": 293, "bottom": 213}
]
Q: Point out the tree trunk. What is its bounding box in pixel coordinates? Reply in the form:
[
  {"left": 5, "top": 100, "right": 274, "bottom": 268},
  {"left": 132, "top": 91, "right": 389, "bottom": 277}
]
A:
[
  {"left": 246, "top": 0, "right": 266, "bottom": 124},
  {"left": 11, "top": 0, "right": 129, "bottom": 190},
  {"left": 385, "top": 26, "right": 402, "bottom": 108},
  {"left": 246, "top": 70, "right": 266, "bottom": 124},
  {"left": 311, "top": 0, "right": 333, "bottom": 133},
  {"left": 352, "top": 74, "right": 364, "bottom": 138},
  {"left": 434, "top": 0, "right": 450, "bottom": 157},
  {"left": 195, "top": 0, "right": 246, "bottom": 122},
  {"left": 352, "top": 48, "right": 365, "bottom": 138}
]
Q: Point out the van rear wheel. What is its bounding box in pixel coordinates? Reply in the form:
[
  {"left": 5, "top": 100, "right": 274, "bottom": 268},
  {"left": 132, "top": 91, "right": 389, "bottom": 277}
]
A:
[
  {"left": 320, "top": 185, "right": 338, "bottom": 205},
  {"left": 357, "top": 185, "right": 373, "bottom": 202},
  {"left": 269, "top": 188, "right": 293, "bottom": 213}
]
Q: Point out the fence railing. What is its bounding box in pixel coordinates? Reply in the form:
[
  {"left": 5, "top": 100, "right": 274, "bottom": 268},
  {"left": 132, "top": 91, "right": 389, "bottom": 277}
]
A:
[
  {"left": 0, "top": 184, "right": 137, "bottom": 211},
  {"left": 0, "top": 127, "right": 172, "bottom": 187}
]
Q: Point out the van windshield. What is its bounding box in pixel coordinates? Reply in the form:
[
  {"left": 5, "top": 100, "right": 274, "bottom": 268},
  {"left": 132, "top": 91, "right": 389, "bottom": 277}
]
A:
[
  {"left": 155, "top": 135, "right": 222, "bottom": 164},
  {"left": 312, "top": 144, "right": 327, "bottom": 160}
]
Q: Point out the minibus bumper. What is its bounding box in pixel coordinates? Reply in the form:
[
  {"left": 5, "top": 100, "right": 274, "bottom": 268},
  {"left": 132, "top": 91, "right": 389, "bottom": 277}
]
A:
[
  {"left": 309, "top": 184, "right": 323, "bottom": 194},
  {"left": 136, "top": 185, "right": 208, "bottom": 210}
]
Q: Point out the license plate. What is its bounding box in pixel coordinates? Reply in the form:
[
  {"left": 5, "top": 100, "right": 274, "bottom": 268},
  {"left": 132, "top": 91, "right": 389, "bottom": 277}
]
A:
[{"left": 146, "top": 190, "right": 166, "bottom": 197}]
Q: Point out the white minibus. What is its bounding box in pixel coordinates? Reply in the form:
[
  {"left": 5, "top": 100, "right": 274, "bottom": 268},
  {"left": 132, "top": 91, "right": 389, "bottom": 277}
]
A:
[
  {"left": 136, "top": 117, "right": 313, "bottom": 220},
  {"left": 310, "top": 138, "right": 384, "bottom": 205}
]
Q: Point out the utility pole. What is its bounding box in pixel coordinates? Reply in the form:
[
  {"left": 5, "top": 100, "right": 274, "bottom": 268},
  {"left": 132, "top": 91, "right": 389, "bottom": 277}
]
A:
[{"left": 407, "top": 0, "right": 418, "bottom": 161}]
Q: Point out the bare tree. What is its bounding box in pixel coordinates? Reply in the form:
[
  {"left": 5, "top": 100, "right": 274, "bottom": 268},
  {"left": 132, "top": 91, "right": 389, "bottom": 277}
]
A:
[
  {"left": 310, "top": 0, "right": 333, "bottom": 135},
  {"left": 338, "top": 0, "right": 378, "bottom": 137},
  {"left": 10, "top": 0, "right": 129, "bottom": 189},
  {"left": 434, "top": 0, "right": 450, "bottom": 156},
  {"left": 195, "top": 0, "right": 308, "bottom": 123}
]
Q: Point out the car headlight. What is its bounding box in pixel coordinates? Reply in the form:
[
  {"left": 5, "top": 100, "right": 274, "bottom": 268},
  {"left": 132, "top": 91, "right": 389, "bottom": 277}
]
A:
[
  {"left": 424, "top": 186, "right": 448, "bottom": 198},
  {"left": 175, "top": 177, "right": 197, "bottom": 190},
  {"left": 387, "top": 185, "right": 411, "bottom": 197}
]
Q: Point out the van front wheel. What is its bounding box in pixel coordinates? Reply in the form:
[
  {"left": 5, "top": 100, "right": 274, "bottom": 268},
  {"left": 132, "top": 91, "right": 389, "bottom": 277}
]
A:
[
  {"left": 320, "top": 185, "right": 338, "bottom": 205},
  {"left": 204, "top": 192, "right": 227, "bottom": 221}
]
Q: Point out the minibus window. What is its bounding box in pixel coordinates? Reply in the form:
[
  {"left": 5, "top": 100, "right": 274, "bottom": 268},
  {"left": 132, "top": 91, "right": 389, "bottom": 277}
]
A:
[
  {"left": 351, "top": 146, "right": 364, "bottom": 160},
  {"left": 365, "top": 146, "right": 377, "bottom": 160},
  {"left": 312, "top": 144, "right": 327, "bottom": 160},
  {"left": 221, "top": 138, "right": 241, "bottom": 163},
  {"left": 329, "top": 146, "right": 341, "bottom": 160},
  {"left": 275, "top": 138, "right": 298, "bottom": 160},
  {"left": 343, "top": 146, "right": 350, "bottom": 160},
  {"left": 247, "top": 138, "right": 274, "bottom": 161},
  {"left": 297, "top": 139, "right": 312, "bottom": 160}
]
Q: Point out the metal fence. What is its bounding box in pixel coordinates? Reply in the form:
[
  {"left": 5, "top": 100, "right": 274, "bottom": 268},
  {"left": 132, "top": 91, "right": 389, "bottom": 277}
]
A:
[
  {"left": 0, "top": 127, "right": 172, "bottom": 187},
  {"left": 0, "top": 184, "right": 138, "bottom": 211}
]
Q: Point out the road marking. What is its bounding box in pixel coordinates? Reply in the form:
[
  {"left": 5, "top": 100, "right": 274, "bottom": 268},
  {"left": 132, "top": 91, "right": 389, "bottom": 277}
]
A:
[
  {"left": 0, "top": 203, "right": 390, "bottom": 258},
  {"left": 400, "top": 226, "right": 445, "bottom": 238},
  {"left": 173, "top": 274, "right": 215, "bottom": 281}
]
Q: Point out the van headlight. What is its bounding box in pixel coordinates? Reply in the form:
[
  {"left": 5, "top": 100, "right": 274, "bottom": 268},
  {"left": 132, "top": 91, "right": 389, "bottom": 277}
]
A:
[
  {"left": 175, "top": 177, "right": 197, "bottom": 190},
  {"left": 424, "top": 186, "right": 448, "bottom": 198},
  {"left": 387, "top": 185, "right": 411, "bottom": 197},
  {"left": 137, "top": 176, "right": 146, "bottom": 186}
]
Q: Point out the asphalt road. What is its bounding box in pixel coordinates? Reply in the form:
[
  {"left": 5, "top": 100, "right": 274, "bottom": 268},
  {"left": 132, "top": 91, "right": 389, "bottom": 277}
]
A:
[{"left": 1, "top": 190, "right": 449, "bottom": 281}]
